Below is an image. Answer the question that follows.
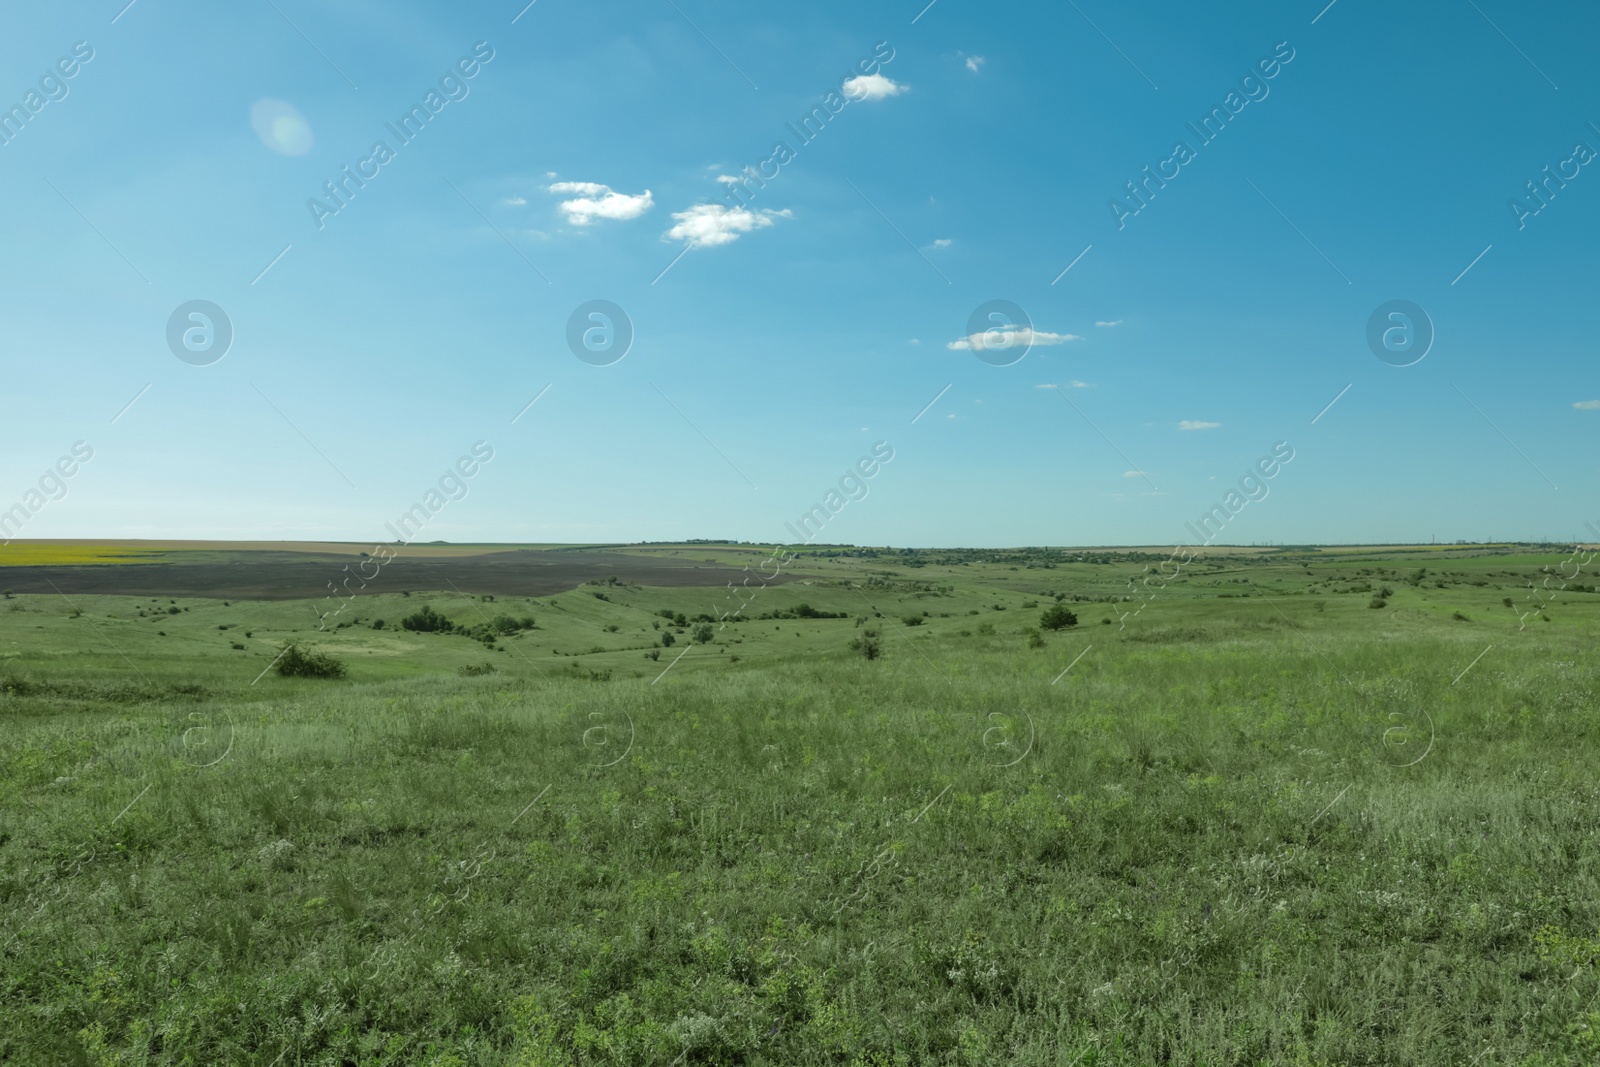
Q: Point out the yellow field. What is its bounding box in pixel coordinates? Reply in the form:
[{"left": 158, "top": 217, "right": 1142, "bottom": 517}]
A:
[
  {"left": 0, "top": 543, "right": 167, "bottom": 566},
  {"left": 0, "top": 539, "right": 571, "bottom": 568}
]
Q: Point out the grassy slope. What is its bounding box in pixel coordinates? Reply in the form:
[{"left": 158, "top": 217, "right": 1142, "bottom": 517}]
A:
[{"left": 2, "top": 548, "right": 1598, "bottom": 1066}]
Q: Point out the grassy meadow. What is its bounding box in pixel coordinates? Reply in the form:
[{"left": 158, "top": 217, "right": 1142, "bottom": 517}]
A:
[{"left": 2, "top": 543, "right": 1598, "bottom": 1065}]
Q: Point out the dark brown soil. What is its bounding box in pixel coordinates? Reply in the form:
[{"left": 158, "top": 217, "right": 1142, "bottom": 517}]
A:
[{"left": 0, "top": 549, "right": 790, "bottom": 600}]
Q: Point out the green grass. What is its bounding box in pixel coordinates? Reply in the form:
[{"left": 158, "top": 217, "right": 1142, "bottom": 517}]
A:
[{"left": 2, "top": 548, "right": 1598, "bottom": 1065}]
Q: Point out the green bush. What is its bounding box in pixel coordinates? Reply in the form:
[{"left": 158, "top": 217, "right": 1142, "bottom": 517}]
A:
[
  {"left": 692, "top": 623, "right": 714, "bottom": 644},
  {"left": 661, "top": 631, "right": 675, "bottom": 648},
  {"left": 1040, "top": 604, "right": 1078, "bottom": 630},
  {"left": 849, "top": 629, "right": 883, "bottom": 660},
  {"left": 401, "top": 605, "right": 454, "bottom": 633},
  {"left": 274, "top": 644, "right": 346, "bottom": 679}
]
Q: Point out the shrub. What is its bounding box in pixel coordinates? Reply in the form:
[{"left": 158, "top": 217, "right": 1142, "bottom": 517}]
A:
[
  {"left": 762, "top": 604, "right": 849, "bottom": 620},
  {"left": 371, "top": 619, "right": 385, "bottom": 630},
  {"left": 1453, "top": 612, "right": 1470, "bottom": 621},
  {"left": 275, "top": 644, "right": 346, "bottom": 679},
  {"left": 1368, "top": 597, "right": 1387, "bottom": 609},
  {"left": 645, "top": 649, "right": 660, "bottom": 661},
  {"left": 849, "top": 629, "right": 883, "bottom": 661},
  {"left": 692, "top": 623, "right": 714, "bottom": 644},
  {"left": 1025, "top": 627, "right": 1045, "bottom": 649},
  {"left": 401, "top": 605, "right": 454, "bottom": 633},
  {"left": 1040, "top": 604, "right": 1078, "bottom": 630},
  {"left": 458, "top": 662, "right": 497, "bottom": 676},
  {"left": 902, "top": 615, "right": 924, "bottom": 627},
  {"left": 661, "top": 632, "right": 675, "bottom": 648}
]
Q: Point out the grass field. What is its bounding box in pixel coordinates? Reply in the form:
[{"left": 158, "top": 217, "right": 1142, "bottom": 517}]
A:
[{"left": 2, "top": 543, "right": 1598, "bottom": 1065}]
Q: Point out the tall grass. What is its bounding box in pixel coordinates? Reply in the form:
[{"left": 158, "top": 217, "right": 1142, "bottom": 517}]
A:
[{"left": 2, "top": 607, "right": 1597, "bottom": 1065}]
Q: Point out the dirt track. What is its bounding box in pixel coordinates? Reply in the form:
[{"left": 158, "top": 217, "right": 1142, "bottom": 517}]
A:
[{"left": 0, "top": 549, "right": 789, "bottom": 600}]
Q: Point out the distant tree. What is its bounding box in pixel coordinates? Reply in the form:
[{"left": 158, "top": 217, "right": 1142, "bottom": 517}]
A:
[
  {"left": 661, "top": 631, "right": 675, "bottom": 648},
  {"left": 1039, "top": 604, "right": 1078, "bottom": 630},
  {"left": 692, "top": 623, "right": 714, "bottom": 644},
  {"left": 401, "top": 605, "right": 454, "bottom": 633}
]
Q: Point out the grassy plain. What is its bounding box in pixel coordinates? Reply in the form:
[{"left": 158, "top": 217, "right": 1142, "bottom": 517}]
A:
[{"left": 2, "top": 543, "right": 1598, "bottom": 1065}]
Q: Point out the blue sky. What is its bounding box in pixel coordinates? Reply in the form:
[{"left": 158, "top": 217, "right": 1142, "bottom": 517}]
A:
[{"left": 2, "top": 0, "right": 1597, "bottom": 548}]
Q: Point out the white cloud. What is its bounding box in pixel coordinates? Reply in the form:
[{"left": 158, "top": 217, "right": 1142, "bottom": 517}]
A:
[
  {"left": 504, "top": 195, "right": 527, "bottom": 206},
  {"left": 1095, "top": 319, "right": 1122, "bottom": 327},
  {"left": 1123, "top": 470, "right": 1147, "bottom": 478},
  {"left": 1179, "top": 420, "right": 1221, "bottom": 431},
  {"left": 947, "top": 328, "right": 1080, "bottom": 351},
  {"left": 547, "top": 181, "right": 654, "bottom": 226},
  {"left": 843, "top": 73, "right": 907, "bottom": 101},
  {"left": 1574, "top": 400, "right": 1600, "bottom": 410},
  {"left": 965, "top": 56, "right": 985, "bottom": 73},
  {"left": 1067, "top": 379, "right": 1090, "bottom": 388},
  {"left": 931, "top": 238, "right": 951, "bottom": 248},
  {"left": 908, "top": 338, "right": 920, "bottom": 345},
  {"left": 665, "top": 204, "right": 791, "bottom": 248},
  {"left": 715, "top": 174, "right": 740, "bottom": 185}
]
